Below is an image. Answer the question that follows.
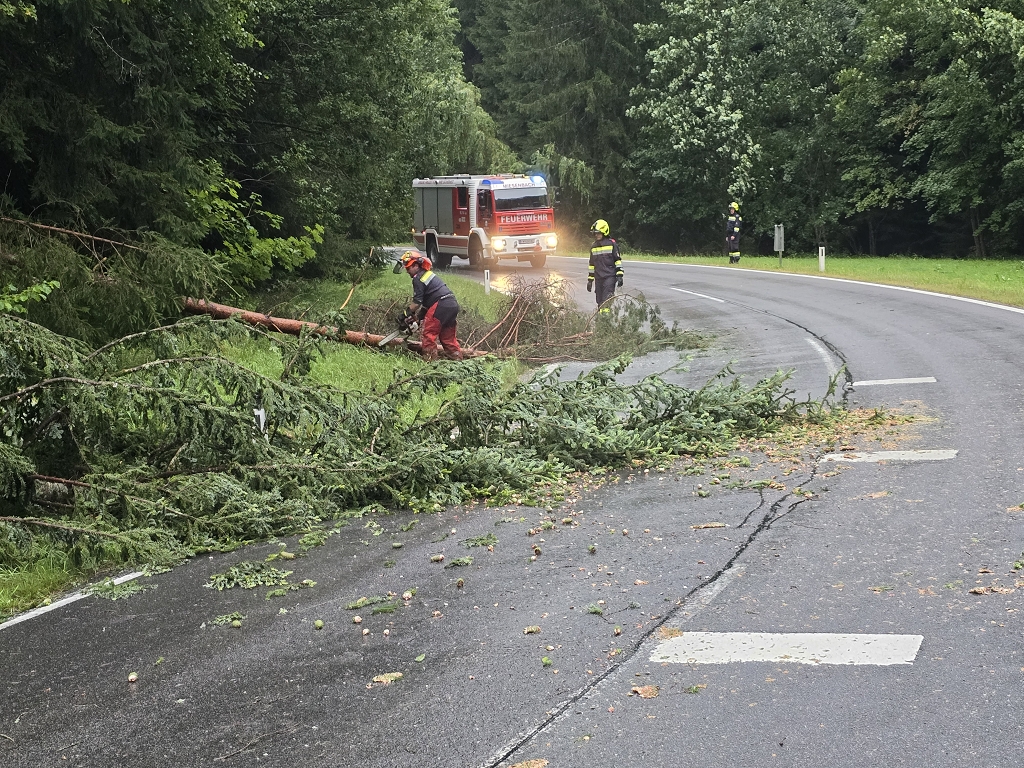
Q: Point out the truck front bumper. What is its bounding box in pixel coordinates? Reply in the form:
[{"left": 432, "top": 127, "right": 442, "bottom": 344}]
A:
[{"left": 490, "top": 232, "right": 558, "bottom": 260}]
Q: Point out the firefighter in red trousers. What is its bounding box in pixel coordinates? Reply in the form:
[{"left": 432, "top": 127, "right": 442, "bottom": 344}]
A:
[{"left": 401, "top": 250, "right": 463, "bottom": 360}]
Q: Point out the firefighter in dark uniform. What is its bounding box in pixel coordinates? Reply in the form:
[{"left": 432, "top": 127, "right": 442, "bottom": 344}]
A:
[
  {"left": 587, "top": 219, "right": 623, "bottom": 311},
  {"left": 726, "top": 201, "right": 742, "bottom": 263},
  {"left": 401, "top": 250, "right": 463, "bottom": 360}
]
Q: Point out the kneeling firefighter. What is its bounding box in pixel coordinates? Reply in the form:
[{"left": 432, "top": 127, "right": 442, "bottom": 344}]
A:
[{"left": 398, "top": 250, "right": 463, "bottom": 360}]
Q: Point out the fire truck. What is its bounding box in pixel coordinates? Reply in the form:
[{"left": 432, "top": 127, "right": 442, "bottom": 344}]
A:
[{"left": 412, "top": 174, "right": 557, "bottom": 269}]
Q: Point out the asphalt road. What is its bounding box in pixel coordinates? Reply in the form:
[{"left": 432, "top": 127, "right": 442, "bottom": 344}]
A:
[{"left": 2, "top": 256, "right": 1022, "bottom": 767}]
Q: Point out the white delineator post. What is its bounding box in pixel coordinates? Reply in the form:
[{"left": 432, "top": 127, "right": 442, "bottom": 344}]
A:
[
  {"left": 819, "top": 245, "right": 826, "bottom": 272},
  {"left": 484, "top": 269, "right": 491, "bottom": 295}
]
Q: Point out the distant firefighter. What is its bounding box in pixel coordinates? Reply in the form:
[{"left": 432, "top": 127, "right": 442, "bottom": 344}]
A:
[
  {"left": 587, "top": 219, "right": 623, "bottom": 311},
  {"left": 726, "top": 202, "right": 742, "bottom": 264}
]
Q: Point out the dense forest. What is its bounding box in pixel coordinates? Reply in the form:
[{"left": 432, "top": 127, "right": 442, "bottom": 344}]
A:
[{"left": 4, "top": 0, "right": 1024, "bottom": 326}]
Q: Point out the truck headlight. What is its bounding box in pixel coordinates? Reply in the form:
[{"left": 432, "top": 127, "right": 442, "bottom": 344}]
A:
[
  {"left": 545, "top": 234, "right": 558, "bottom": 248},
  {"left": 492, "top": 238, "right": 506, "bottom": 251}
]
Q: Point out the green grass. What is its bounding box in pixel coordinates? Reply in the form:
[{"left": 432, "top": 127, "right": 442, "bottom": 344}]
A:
[
  {"left": 561, "top": 251, "right": 1024, "bottom": 308},
  {"left": 0, "top": 558, "right": 79, "bottom": 618},
  {"left": 219, "top": 336, "right": 286, "bottom": 379},
  {"left": 309, "top": 344, "right": 429, "bottom": 392},
  {"left": 280, "top": 269, "right": 501, "bottom": 324}
]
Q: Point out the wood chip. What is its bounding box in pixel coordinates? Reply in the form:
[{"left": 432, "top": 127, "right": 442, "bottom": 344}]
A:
[{"left": 630, "top": 685, "right": 659, "bottom": 699}]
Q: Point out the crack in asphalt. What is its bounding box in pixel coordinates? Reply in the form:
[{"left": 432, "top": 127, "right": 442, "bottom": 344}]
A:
[
  {"left": 708, "top": 294, "right": 856, "bottom": 401},
  {"left": 481, "top": 468, "right": 823, "bottom": 768}
]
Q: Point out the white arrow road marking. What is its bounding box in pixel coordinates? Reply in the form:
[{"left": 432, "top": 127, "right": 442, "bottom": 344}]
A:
[
  {"left": 853, "top": 377, "right": 937, "bottom": 387},
  {"left": 668, "top": 287, "right": 725, "bottom": 303},
  {"left": 821, "top": 449, "right": 957, "bottom": 463},
  {"left": 0, "top": 571, "right": 144, "bottom": 632},
  {"left": 652, "top": 632, "right": 924, "bottom": 666}
]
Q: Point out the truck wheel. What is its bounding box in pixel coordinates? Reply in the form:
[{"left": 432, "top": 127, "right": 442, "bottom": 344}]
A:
[
  {"left": 468, "top": 239, "right": 483, "bottom": 269},
  {"left": 427, "top": 240, "right": 451, "bottom": 270},
  {"left": 529, "top": 254, "right": 547, "bottom": 268}
]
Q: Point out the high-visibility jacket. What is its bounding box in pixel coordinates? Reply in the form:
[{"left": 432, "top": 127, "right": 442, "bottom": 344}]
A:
[
  {"left": 726, "top": 213, "right": 742, "bottom": 241},
  {"left": 412, "top": 270, "right": 459, "bottom": 327},
  {"left": 588, "top": 237, "right": 623, "bottom": 282}
]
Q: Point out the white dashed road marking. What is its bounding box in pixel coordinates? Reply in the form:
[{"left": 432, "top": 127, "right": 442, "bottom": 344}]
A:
[
  {"left": 821, "top": 449, "right": 957, "bottom": 463},
  {"left": 652, "top": 632, "right": 924, "bottom": 666},
  {"left": 853, "top": 377, "right": 937, "bottom": 387},
  {"left": 667, "top": 287, "right": 725, "bottom": 303},
  {"left": 0, "top": 571, "right": 144, "bottom": 632}
]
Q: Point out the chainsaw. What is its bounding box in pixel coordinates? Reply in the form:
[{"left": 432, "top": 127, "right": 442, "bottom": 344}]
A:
[{"left": 377, "top": 310, "right": 419, "bottom": 347}]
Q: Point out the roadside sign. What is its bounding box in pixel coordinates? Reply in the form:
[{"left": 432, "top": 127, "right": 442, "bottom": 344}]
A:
[{"left": 774, "top": 225, "right": 784, "bottom": 253}]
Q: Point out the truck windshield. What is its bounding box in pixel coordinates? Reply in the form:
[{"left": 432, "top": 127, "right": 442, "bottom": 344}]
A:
[{"left": 492, "top": 188, "right": 549, "bottom": 211}]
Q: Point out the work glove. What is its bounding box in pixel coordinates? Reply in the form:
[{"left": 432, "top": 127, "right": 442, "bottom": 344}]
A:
[
  {"left": 586, "top": 281, "right": 593, "bottom": 292},
  {"left": 616, "top": 277, "right": 623, "bottom": 288}
]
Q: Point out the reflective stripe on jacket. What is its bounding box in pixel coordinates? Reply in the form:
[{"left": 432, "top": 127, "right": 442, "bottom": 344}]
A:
[
  {"left": 412, "top": 270, "right": 455, "bottom": 309},
  {"left": 588, "top": 237, "right": 623, "bottom": 281}
]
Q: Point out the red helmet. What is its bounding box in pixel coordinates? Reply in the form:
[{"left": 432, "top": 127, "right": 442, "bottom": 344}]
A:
[{"left": 401, "top": 250, "right": 431, "bottom": 271}]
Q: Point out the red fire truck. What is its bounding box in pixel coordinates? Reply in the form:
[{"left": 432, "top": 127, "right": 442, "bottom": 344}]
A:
[{"left": 412, "top": 174, "right": 557, "bottom": 269}]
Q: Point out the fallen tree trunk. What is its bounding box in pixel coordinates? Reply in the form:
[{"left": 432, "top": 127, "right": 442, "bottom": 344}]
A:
[{"left": 182, "top": 298, "right": 485, "bottom": 357}]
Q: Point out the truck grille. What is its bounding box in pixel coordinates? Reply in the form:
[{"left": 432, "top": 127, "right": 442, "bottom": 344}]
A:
[{"left": 501, "top": 220, "right": 549, "bottom": 235}]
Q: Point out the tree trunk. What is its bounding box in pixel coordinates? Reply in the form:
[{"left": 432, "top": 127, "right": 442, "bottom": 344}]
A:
[
  {"left": 970, "top": 207, "right": 986, "bottom": 258},
  {"left": 182, "top": 298, "right": 484, "bottom": 357}
]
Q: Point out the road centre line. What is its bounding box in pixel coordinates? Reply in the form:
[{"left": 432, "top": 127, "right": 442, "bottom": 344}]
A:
[
  {"left": 853, "top": 376, "right": 937, "bottom": 387},
  {"left": 651, "top": 632, "right": 924, "bottom": 666},
  {"left": 667, "top": 287, "right": 725, "bottom": 303},
  {"left": 0, "top": 571, "right": 144, "bottom": 632},
  {"left": 806, "top": 338, "right": 838, "bottom": 378},
  {"left": 821, "top": 449, "right": 957, "bottom": 463}
]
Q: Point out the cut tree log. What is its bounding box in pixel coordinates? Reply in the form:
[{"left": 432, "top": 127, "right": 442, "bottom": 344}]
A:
[{"left": 182, "top": 298, "right": 484, "bottom": 357}]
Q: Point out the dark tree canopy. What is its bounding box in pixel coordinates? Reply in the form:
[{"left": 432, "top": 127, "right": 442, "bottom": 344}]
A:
[{"left": 6, "top": 0, "right": 1024, "bottom": 329}]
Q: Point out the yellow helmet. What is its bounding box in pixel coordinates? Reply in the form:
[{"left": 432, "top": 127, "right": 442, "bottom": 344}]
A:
[
  {"left": 590, "top": 219, "right": 610, "bottom": 237},
  {"left": 730, "top": 201, "right": 741, "bottom": 211}
]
